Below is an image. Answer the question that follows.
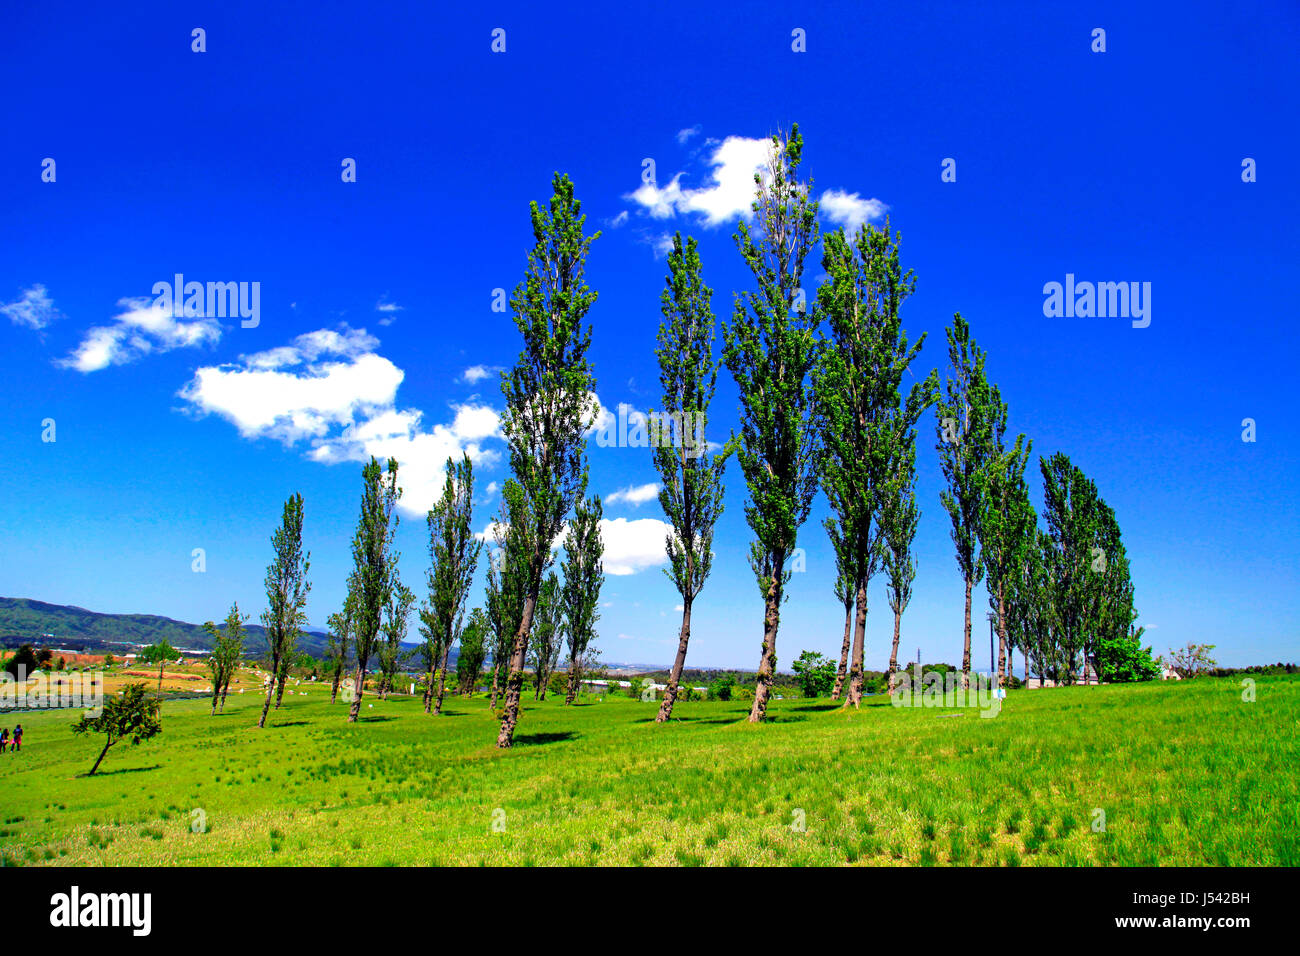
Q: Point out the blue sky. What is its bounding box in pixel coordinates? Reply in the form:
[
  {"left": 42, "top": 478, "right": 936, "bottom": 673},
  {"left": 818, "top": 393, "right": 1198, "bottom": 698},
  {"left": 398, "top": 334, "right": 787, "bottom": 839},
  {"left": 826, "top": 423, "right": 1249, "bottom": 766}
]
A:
[{"left": 1, "top": 1, "right": 1297, "bottom": 670}]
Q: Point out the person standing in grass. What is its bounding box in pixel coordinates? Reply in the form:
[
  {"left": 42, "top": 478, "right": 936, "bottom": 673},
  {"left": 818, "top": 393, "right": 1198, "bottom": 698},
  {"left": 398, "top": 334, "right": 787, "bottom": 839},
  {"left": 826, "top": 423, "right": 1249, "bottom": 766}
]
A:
[
  {"left": 11, "top": 724, "right": 21, "bottom": 751},
  {"left": 0, "top": 728, "right": 8, "bottom": 752}
]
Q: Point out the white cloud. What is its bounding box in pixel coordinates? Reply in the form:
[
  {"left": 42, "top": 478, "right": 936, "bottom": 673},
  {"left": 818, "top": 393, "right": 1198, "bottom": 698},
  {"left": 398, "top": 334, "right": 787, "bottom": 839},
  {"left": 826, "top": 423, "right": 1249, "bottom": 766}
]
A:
[
  {"left": 375, "top": 297, "right": 403, "bottom": 313},
  {"left": 819, "top": 189, "right": 888, "bottom": 233},
  {"left": 608, "top": 210, "right": 629, "bottom": 228},
  {"left": 461, "top": 364, "right": 495, "bottom": 384},
  {"left": 60, "top": 297, "right": 221, "bottom": 372},
  {"left": 600, "top": 517, "right": 671, "bottom": 575},
  {"left": 179, "top": 324, "right": 501, "bottom": 516},
  {"left": 676, "top": 125, "right": 701, "bottom": 144},
  {"left": 2, "top": 284, "right": 61, "bottom": 330},
  {"left": 606, "top": 482, "right": 661, "bottom": 507},
  {"left": 626, "top": 135, "right": 772, "bottom": 227}
]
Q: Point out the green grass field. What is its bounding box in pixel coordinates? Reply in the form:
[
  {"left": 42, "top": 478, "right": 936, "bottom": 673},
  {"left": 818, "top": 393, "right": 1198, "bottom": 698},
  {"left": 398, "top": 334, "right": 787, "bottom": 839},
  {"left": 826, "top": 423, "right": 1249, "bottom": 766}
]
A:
[{"left": 2, "top": 676, "right": 1296, "bottom": 866}]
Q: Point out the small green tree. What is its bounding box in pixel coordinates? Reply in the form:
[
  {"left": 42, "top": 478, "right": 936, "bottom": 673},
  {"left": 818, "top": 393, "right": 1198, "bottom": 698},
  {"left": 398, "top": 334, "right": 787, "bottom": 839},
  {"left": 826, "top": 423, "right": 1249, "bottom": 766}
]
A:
[
  {"left": 456, "top": 608, "right": 489, "bottom": 695},
  {"left": 527, "top": 572, "right": 563, "bottom": 701},
  {"left": 561, "top": 496, "right": 604, "bottom": 705},
  {"left": 3, "top": 643, "right": 38, "bottom": 679},
  {"left": 203, "top": 603, "right": 246, "bottom": 715},
  {"left": 378, "top": 579, "right": 415, "bottom": 699},
  {"left": 138, "top": 638, "right": 177, "bottom": 691},
  {"left": 72, "top": 682, "right": 162, "bottom": 775},
  {"left": 708, "top": 674, "right": 734, "bottom": 701},
  {"left": 791, "top": 650, "right": 836, "bottom": 698}
]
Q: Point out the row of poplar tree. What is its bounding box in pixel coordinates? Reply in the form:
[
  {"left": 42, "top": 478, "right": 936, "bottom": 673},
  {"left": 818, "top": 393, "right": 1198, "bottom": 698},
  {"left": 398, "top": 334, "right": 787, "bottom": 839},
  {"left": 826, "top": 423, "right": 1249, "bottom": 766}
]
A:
[{"left": 231, "top": 123, "right": 1157, "bottom": 747}]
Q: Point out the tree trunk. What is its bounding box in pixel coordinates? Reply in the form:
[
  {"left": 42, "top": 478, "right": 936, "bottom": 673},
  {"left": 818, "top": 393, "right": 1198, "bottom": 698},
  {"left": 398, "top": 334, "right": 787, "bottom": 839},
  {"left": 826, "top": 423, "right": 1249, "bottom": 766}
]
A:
[
  {"left": 346, "top": 663, "right": 367, "bottom": 722},
  {"left": 565, "top": 662, "right": 581, "bottom": 705},
  {"left": 888, "top": 604, "right": 902, "bottom": 695},
  {"left": 490, "top": 663, "right": 501, "bottom": 710},
  {"left": 845, "top": 581, "right": 868, "bottom": 707},
  {"left": 960, "top": 577, "right": 973, "bottom": 690},
  {"left": 157, "top": 661, "right": 164, "bottom": 690},
  {"left": 996, "top": 582, "right": 1007, "bottom": 691},
  {"left": 330, "top": 662, "right": 343, "bottom": 705},
  {"left": 496, "top": 590, "right": 539, "bottom": 748},
  {"left": 831, "top": 600, "right": 852, "bottom": 700},
  {"left": 258, "top": 653, "right": 279, "bottom": 728},
  {"left": 274, "top": 669, "right": 288, "bottom": 709},
  {"left": 423, "top": 659, "right": 436, "bottom": 714},
  {"left": 748, "top": 551, "right": 785, "bottom": 723},
  {"left": 656, "top": 596, "right": 694, "bottom": 722},
  {"left": 434, "top": 640, "right": 452, "bottom": 715},
  {"left": 88, "top": 739, "right": 113, "bottom": 776}
]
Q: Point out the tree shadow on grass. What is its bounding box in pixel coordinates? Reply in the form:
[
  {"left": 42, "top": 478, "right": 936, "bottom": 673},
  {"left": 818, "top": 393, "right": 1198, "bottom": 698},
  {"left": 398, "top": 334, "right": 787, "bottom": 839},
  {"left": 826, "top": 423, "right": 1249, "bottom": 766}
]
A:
[
  {"left": 77, "top": 764, "right": 161, "bottom": 779},
  {"left": 513, "top": 731, "right": 578, "bottom": 746},
  {"left": 356, "top": 715, "right": 397, "bottom": 723},
  {"left": 789, "top": 702, "right": 841, "bottom": 713},
  {"left": 267, "top": 721, "right": 310, "bottom": 728}
]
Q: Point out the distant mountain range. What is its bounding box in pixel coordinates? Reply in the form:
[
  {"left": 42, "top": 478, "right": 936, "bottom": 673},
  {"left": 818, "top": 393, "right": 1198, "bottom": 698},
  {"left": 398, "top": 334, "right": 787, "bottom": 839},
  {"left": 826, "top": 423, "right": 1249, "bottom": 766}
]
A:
[{"left": 0, "top": 597, "right": 330, "bottom": 657}]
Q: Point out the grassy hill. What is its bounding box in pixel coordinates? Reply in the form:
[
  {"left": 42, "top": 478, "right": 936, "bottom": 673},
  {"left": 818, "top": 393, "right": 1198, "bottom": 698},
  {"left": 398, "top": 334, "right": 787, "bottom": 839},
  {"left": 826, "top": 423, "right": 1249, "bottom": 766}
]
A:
[
  {"left": 0, "top": 597, "right": 330, "bottom": 657},
  {"left": 2, "top": 674, "right": 1295, "bottom": 865}
]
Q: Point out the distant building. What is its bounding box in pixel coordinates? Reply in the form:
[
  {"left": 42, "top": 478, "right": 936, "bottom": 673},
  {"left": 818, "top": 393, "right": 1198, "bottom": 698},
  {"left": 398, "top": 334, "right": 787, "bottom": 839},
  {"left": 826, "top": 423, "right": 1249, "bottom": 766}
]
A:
[{"left": 1161, "top": 666, "right": 1182, "bottom": 681}]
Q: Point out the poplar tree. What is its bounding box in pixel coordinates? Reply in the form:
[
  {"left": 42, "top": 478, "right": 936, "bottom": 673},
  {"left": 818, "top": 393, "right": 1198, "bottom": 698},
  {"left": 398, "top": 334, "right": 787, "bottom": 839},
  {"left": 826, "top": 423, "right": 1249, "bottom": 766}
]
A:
[
  {"left": 815, "top": 222, "right": 936, "bottom": 707},
  {"left": 346, "top": 457, "right": 401, "bottom": 722},
  {"left": 979, "top": 412, "right": 1032, "bottom": 690},
  {"left": 723, "top": 126, "right": 822, "bottom": 723},
  {"left": 826, "top": 515, "right": 854, "bottom": 700},
  {"left": 259, "top": 493, "right": 311, "bottom": 729},
  {"left": 378, "top": 578, "right": 414, "bottom": 698},
  {"left": 326, "top": 577, "right": 357, "bottom": 705},
  {"left": 879, "top": 427, "right": 920, "bottom": 694},
  {"left": 562, "top": 496, "right": 604, "bottom": 705},
  {"left": 496, "top": 173, "right": 599, "bottom": 748},
  {"left": 419, "top": 455, "right": 481, "bottom": 715},
  {"left": 528, "top": 572, "right": 562, "bottom": 700},
  {"left": 650, "top": 234, "right": 727, "bottom": 721},
  {"left": 202, "top": 603, "right": 245, "bottom": 715},
  {"left": 485, "top": 480, "right": 529, "bottom": 710},
  {"left": 934, "top": 313, "right": 997, "bottom": 690}
]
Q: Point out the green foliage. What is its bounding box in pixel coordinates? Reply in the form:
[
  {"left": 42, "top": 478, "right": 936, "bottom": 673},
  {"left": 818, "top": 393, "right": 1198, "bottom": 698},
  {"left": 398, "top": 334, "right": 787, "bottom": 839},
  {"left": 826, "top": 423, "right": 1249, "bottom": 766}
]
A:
[
  {"left": 3, "top": 643, "right": 38, "bottom": 678},
  {"left": 496, "top": 172, "right": 600, "bottom": 745},
  {"left": 347, "top": 457, "right": 403, "bottom": 720},
  {"left": 456, "top": 608, "right": 489, "bottom": 694},
  {"left": 560, "top": 495, "right": 603, "bottom": 700},
  {"left": 708, "top": 673, "right": 735, "bottom": 701},
  {"left": 791, "top": 650, "right": 837, "bottom": 698},
  {"left": 419, "top": 455, "right": 481, "bottom": 701},
  {"left": 71, "top": 682, "right": 162, "bottom": 775},
  {"left": 202, "top": 603, "right": 247, "bottom": 714},
  {"left": 259, "top": 493, "right": 312, "bottom": 726},
  {"left": 527, "top": 573, "right": 563, "bottom": 697}
]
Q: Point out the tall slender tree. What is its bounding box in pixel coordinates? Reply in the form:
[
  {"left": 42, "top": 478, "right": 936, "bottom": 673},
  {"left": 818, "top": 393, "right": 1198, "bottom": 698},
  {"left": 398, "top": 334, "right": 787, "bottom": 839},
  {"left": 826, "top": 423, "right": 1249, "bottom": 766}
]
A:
[
  {"left": 457, "top": 608, "right": 490, "bottom": 694},
  {"left": 496, "top": 173, "right": 599, "bottom": 748},
  {"left": 528, "top": 572, "right": 562, "bottom": 700},
  {"left": 377, "top": 578, "right": 414, "bottom": 699},
  {"left": 419, "top": 455, "right": 481, "bottom": 715},
  {"left": 485, "top": 480, "right": 529, "bottom": 710},
  {"left": 934, "top": 313, "right": 997, "bottom": 690},
  {"left": 346, "top": 457, "right": 401, "bottom": 722},
  {"left": 826, "top": 515, "right": 854, "bottom": 701},
  {"left": 326, "top": 576, "right": 357, "bottom": 705},
  {"left": 561, "top": 496, "right": 604, "bottom": 705},
  {"left": 723, "top": 126, "right": 822, "bottom": 723},
  {"left": 815, "top": 222, "right": 936, "bottom": 707},
  {"left": 650, "top": 234, "right": 728, "bottom": 721},
  {"left": 979, "top": 415, "right": 1032, "bottom": 691},
  {"left": 879, "top": 426, "right": 920, "bottom": 694},
  {"left": 203, "top": 603, "right": 246, "bottom": 715},
  {"left": 259, "top": 493, "right": 311, "bottom": 729}
]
